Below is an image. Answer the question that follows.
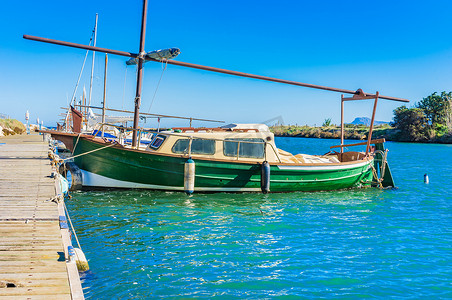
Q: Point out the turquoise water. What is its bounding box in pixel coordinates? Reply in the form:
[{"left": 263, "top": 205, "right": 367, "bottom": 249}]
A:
[{"left": 66, "top": 138, "right": 452, "bottom": 299}]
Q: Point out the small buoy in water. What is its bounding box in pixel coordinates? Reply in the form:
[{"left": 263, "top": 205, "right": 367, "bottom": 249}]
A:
[
  {"left": 424, "top": 173, "right": 429, "bottom": 184},
  {"left": 184, "top": 158, "right": 195, "bottom": 195},
  {"left": 261, "top": 161, "right": 270, "bottom": 194}
]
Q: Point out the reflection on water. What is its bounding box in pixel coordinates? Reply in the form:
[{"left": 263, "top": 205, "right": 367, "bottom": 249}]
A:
[{"left": 67, "top": 138, "right": 452, "bottom": 299}]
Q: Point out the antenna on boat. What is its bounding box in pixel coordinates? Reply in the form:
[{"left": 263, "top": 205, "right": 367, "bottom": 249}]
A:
[
  {"left": 102, "top": 54, "right": 108, "bottom": 137},
  {"left": 88, "top": 13, "right": 98, "bottom": 107}
]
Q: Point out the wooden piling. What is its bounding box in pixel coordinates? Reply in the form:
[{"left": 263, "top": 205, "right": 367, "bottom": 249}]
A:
[{"left": 0, "top": 134, "right": 83, "bottom": 299}]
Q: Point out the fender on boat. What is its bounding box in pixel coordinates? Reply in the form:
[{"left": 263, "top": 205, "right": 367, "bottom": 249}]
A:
[
  {"left": 59, "top": 162, "right": 83, "bottom": 191},
  {"left": 184, "top": 158, "right": 195, "bottom": 195},
  {"left": 74, "top": 247, "right": 89, "bottom": 271},
  {"left": 261, "top": 161, "right": 270, "bottom": 193}
]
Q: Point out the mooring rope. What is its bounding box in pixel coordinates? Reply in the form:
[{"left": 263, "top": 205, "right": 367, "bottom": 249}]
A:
[
  {"left": 122, "top": 66, "right": 128, "bottom": 110},
  {"left": 71, "top": 133, "right": 83, "bottom": 155},
  {"left": 63, "top": 201, "right": 82, "bottom": 251},
  {"left": 63, "top": 142, "right": 117, "bottom": 161},
  {"left": 370, "top": 164, "right": 383, "bottom": 188}
]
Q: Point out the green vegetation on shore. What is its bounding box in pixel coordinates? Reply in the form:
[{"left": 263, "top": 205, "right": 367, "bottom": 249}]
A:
[
  {"left": 391, "top": 92, "right": 452, "bottom": 142},
  {"left": 271, "top": 123, "right": 395, "bottom": 140},
  {"left": 271, "top": 91, "right": 452, "bottom": 144},
  {"left": 0, "top": 119, "right": 26, "bottom": 136}
]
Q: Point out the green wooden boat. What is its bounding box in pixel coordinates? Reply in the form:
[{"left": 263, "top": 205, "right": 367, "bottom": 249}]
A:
[
  {"left": 25, "top": 0, "right": 404, "bottom": 194},
  {"left": 67, "top": 123, "right": 382, "bottom": 193}
]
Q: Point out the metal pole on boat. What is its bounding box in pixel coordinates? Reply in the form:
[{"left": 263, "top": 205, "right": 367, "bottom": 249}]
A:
[
  {"left": 88, "top": 13, "right": 98, "bottom": 107},
  {"left": 340, "top": 94, "right": 344, "bottom": 155},
  {"left": 366, "top": 92, "right": 379, "bottom": 155},
  {"left": 132, "top": 0, "right": 148, "bottom": 147},
  {"left": 82, "top": 87, "right": 86, "bottom": 128},
  {"left": 63, "top": 104, "right": 224, "bottom": 124},
  {"left": 102, "top": 54, "right": 108, "bottom": 137}
]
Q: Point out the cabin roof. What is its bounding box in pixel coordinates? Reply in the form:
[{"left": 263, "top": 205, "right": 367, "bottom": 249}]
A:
[{"left": 169, "top": 123, "right": 270, "bottom": 133}]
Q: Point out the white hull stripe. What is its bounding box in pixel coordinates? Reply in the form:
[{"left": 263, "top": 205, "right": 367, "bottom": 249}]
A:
[
  {"left": 271, "top": 172, "right": 367, "bottom": 183},
  {"left": 80, "top": 170, "right": 261, "bottom": 192},
  {"left": 277, "top": 160, "right": 372, "bottom": 171}
]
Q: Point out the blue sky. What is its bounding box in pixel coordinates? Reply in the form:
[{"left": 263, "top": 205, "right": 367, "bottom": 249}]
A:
[{"left": 1, "top": 0, "right": 452, "bottom": 128}]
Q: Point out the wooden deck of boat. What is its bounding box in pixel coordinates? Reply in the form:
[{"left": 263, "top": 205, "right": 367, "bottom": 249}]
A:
[{"left": 0, "top": 134, "right": 83, "bottom": 299}]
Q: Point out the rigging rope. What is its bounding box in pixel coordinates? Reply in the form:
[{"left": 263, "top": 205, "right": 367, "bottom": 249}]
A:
[
  {"left": 64, "top": 31, "right": 95, "bottom": 131},
  {"left": 122, "top": 66, "right": 128, "bottom": 110},
  {"left": 147, "top": 60, "right": 168, "bottom": 113},
  {"left": 69, "top": 33, "right": 95, "bottom": 106}
]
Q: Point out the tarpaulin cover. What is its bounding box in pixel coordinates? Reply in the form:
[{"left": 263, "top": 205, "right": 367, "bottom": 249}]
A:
[{"left": 126, "top": 48, "right": 181, "bottom": 65}]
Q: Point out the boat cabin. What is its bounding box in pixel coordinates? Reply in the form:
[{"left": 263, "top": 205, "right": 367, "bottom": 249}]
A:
[{"left": 141, "top": 123, "right": 348, "bottom": 165}]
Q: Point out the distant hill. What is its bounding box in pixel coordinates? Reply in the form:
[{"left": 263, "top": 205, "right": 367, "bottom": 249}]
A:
[{"left": 349, "top": 117, "right": 390, "bottom": 126}]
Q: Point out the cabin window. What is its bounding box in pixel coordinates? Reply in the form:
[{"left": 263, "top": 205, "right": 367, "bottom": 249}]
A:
[
  {"left": 223, "top": 138, "right": 265, "bottom": 158},
  {"left": 149, "top": 135, "right": 166, "bottom": 150},
  {"left": 172, "top": 138, "right": 215, "bottom": 155}
]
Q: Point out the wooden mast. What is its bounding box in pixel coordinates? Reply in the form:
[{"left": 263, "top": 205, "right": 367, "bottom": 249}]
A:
[
  {"left": 132, "top": 0, "right": 148, "bottom": 147},
  {"left": 102, "top": 54, "right": 108, "bottom": 137},
  {"left": 88, "top": 13, "right": 98, "bottom": 107}
]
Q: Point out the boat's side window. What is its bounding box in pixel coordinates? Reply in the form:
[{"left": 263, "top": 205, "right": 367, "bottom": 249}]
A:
[
  {"left": 149, "top": 135, "right": 166, "bottom": 150},
  {"left": 172, "top": 138, "right": 215, "bottom": 155},
  {"left": 223, "top": 138, "right": 265, "bottom": 158}
]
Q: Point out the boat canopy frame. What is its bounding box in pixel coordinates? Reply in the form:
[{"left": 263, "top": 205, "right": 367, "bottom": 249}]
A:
[
  {"left": 92, "top": 122, "right": 283, "bottom": 163},
  {"left": 335, "top": 90, "right": 381, "bottom": 156}
]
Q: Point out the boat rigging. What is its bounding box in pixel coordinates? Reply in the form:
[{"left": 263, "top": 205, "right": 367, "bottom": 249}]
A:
[
  {"left": 23, "top": 0, "right": 408, "bottom": 147},
  {"left": 26, "top": 0, "right": 408, "bottom": 193}
]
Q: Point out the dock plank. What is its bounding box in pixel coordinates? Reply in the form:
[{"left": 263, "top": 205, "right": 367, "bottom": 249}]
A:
[{"left": 0, "top": 134, "right": 83, "bottom": 299}]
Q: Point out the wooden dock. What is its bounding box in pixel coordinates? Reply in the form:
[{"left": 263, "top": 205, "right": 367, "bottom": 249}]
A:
[{"left": 0, "top": 134, "right": 83, "bottom": 299}]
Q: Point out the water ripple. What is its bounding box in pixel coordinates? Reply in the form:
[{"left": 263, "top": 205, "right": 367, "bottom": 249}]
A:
[{"left": 68, "top": 139, "right": 452, "bottom": 299}]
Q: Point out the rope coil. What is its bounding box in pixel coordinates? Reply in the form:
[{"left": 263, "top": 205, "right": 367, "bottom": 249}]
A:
[{"left": 370, "top": 149, "right": 388, "bottom": 188}]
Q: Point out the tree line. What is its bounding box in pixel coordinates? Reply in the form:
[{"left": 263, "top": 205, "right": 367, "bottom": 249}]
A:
[{"left": 391, "top": 91, "right": 452, "bottom": 142}]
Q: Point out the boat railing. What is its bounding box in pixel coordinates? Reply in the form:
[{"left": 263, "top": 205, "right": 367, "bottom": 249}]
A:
[
  {"left": 330, "top": 138, "right": 386, "bottom": 152},
  {"left": 93, "top": 122, "right": 283, "bottom": 163}
]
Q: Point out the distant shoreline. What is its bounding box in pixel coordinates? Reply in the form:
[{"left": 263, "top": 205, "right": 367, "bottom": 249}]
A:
[{"left": 270, "top": 125, "right": 452, "bottom": 144}]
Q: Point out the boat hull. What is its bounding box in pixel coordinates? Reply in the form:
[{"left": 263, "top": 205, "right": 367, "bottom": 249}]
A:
[{"left": 73, "top": 138, "right": 373, "bottom": 192}]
